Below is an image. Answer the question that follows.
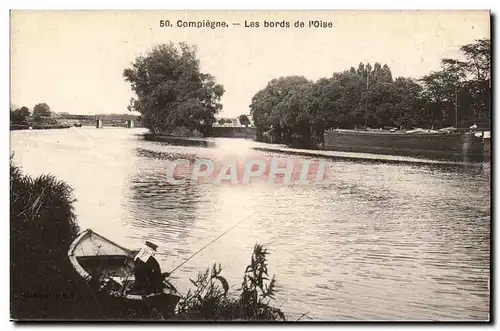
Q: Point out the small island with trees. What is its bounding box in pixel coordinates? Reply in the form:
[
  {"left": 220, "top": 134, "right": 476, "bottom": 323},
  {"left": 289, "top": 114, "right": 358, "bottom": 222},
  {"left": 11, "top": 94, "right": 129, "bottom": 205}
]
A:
[{"left": 10, "top": 103, "right": 72, "bottom": 130}]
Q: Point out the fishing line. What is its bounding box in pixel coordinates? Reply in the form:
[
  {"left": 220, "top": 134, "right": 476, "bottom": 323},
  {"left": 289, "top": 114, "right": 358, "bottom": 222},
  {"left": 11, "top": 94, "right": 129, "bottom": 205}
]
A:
[{"left": 165, "top": 211, "right": 257, "bottom": 275}]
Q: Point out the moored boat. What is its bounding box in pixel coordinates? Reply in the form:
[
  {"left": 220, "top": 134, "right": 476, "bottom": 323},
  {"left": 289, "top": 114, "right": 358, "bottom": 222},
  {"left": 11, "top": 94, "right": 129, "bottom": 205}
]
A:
[
  {"left": 323, "top": 129, "right": 488, "bottom": 162},
  {"left": 67, "top": 229, "right": 181, "bottom": 316}
]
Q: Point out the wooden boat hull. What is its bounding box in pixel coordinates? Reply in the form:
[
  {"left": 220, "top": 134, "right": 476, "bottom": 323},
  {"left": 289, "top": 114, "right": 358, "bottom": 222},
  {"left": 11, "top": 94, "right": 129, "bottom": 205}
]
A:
[{"left": 68, "top": 229, "right": 180, "bottom": 316}]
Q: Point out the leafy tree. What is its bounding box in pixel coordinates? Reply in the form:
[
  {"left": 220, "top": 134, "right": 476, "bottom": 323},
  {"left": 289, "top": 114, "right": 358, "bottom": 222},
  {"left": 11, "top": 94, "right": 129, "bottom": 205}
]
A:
[
  {"left": 176, "top": 245, "right": 285, "bottom": 321},
  {"left": 249, "top": 76, "right": 310, "bottom": 143},
  {"left": 391, "top": 77, "right": 424, "bottom": 129},
  {"left": 333, "top": 70, "right": 365, "bottom": 128},
  {"left": 277, "top": 82, "right": 315, "bottom": 145},
  {"left": 238, "top": 114, "right": 251, "bottom": 127},
  {"left": 33, "top": 103, "right": 51, "bottom": 118},
  {"left": 123, "top": 42, "right": 225, "bottom": 135},
  {"left": 10, "top": 107, "right": 30, "bottom": 123},
  {"left": 249, "top": 39, "right": 490, "bottom": 146},
  {"left": 461, "top": 38, "right": 491, "bottom": 82},
  {"left": 367, "top": 81, "right": 399, "bottom": 128},
  {"left": 421, "top": 39, "right": 491, "bottom": 127},
  {"left": 419, "top": 71, "right": 448, "bottom": 129},
  {"left": 460, "top": 38, "right": 491, "bottom": 122}
]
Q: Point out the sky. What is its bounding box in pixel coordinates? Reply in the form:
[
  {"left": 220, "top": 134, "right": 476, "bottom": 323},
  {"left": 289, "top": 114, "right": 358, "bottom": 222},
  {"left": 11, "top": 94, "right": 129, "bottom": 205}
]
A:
[{"left": 10, "top": 10, "right": 490, "bottom": 118}]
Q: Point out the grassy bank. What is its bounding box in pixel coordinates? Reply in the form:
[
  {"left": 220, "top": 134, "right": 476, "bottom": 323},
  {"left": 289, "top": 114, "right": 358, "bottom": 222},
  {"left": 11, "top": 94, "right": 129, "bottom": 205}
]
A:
[{"left": 10, "top": 160, "right": 286, "bottom": 321}]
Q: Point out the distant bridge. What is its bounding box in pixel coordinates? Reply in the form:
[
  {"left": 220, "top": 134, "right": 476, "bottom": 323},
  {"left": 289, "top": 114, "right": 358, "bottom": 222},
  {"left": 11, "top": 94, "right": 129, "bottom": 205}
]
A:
[{"left": 53, "top": 113, "right": 141, "bottom": 128}]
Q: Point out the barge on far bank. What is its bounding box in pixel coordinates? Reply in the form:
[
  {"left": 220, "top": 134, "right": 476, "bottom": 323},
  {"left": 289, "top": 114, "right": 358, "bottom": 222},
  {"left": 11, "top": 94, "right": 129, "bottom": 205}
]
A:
[{"left": 322, "top": 128, "right": 491, "bottom": 163}]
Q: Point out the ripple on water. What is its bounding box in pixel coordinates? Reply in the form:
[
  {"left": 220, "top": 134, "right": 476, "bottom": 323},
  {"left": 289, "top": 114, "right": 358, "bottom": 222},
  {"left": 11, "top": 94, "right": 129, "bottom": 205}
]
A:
[{"left": 9, "top": 130, "right": 490, "bottom": 321}]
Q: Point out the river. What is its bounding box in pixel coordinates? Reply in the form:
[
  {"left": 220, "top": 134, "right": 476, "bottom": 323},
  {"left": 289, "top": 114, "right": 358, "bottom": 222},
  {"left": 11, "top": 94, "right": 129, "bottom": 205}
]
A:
[{"left": 10, "top": 127, "right": 490, "bottom": 321}]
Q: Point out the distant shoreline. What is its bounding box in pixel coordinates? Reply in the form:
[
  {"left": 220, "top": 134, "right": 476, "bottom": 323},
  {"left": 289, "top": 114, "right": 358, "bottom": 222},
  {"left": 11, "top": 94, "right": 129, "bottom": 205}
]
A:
[
  {"left": 10, "top": 124, "right": 72, "bottom": 131},
  {"left": 10, "top": 124, "right": 144, "bottom": 131},
  {"left": 143, "top": 133, "right": 216, "bottom": 147}
]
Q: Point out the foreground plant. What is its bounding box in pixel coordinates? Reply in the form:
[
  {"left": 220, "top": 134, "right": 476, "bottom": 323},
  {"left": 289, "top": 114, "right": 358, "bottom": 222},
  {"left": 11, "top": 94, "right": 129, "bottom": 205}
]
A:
[
  {"left": 239, "top": 245, "right": 285, "bottom": 320},
  {"left": 176, "top": 244, "right": 286, "bottom": 321},
  {"left": 10, "top": 159, "right": 81, "bottom": 319}
]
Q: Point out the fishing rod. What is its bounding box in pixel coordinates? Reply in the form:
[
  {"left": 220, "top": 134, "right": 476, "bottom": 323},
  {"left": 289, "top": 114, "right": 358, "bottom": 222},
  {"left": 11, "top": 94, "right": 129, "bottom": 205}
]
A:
[{"left": 164, "top": 211, "right": 257, "bottom": 276}]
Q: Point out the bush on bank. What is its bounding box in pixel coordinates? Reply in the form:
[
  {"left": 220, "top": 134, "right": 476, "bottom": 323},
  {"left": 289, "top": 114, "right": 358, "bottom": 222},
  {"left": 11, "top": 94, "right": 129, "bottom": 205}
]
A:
[
  {"left": 10, "top": 159, "right": 81, "bottom": 319},
  {"left": 10, "top": 160, "right": 285, "bottom": 321},
  {"left": 176, "top": 245, "right": 285, "bottom": 321}
]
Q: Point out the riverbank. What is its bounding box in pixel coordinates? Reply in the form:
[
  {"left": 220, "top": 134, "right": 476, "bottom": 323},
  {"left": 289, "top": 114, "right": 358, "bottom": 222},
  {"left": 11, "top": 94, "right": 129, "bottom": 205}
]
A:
[
  {"left": 10, "top": 123, "right": 72, "bottom": 131},
  {"left": 144, "top": 131, "right": 485, "bottom": 166},
  {"left": 143, "top": 133, "right": 216, "bottom": 148},
  {"left": 207, "top": 126, "right": 254, "bottom": 139},
  {"left": 10, "top": 160, "right": 286, "bottom": 321}
]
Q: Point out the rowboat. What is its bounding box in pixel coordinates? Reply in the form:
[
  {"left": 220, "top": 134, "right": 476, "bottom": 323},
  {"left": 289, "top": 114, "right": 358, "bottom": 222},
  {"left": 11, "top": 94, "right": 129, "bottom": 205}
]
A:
[{"left": 67, "top": 229, "right": 181, "bottom": 316}]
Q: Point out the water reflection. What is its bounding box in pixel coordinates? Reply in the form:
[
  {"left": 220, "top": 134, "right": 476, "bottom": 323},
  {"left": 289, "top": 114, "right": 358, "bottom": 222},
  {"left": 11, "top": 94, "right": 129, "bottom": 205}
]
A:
[{"left": 127, "top": 171, "right": 200, "bottom": 242}]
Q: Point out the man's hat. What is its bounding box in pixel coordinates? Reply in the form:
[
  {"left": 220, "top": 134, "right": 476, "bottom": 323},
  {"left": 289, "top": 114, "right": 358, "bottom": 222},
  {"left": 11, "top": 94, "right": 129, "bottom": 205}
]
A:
[{"left": 145, "top": 241, "right": 158, "bottom": 251}]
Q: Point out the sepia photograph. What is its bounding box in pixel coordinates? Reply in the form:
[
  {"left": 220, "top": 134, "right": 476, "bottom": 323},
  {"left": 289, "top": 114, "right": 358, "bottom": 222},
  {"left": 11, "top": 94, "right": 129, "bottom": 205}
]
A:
[{"left": 9, "top": 10, "right": 491, "bottom": 322}]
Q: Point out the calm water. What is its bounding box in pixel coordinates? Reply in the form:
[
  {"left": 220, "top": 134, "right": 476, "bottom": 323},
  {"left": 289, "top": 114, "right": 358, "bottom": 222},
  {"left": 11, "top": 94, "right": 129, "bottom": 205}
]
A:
[{"left": 11, "top": 127, "right": 490, "bottom": 321}]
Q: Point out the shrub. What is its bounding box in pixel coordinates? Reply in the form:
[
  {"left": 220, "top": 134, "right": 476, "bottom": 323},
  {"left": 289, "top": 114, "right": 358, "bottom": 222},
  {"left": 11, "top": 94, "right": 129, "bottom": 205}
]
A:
[
  {"left": 10, "top": 160, "right": 81, "bottom": 319},
  {"left": 239, "top": 245, "right": 285, "bottom": 320},
  {"left": 175, "top": 244, "right": 286, "bottom": 321}
]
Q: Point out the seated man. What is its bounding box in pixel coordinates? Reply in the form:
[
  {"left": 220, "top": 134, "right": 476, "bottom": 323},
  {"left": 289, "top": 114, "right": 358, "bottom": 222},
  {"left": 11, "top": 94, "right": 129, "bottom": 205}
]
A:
[{"left": 133, "top": 241, "right": 165, "bottom": 295}]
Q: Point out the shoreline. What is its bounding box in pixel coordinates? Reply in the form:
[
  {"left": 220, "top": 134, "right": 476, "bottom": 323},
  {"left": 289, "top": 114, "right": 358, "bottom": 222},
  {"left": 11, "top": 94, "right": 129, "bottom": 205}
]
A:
[
  {"left": 143, "top": 133, "right": 217, "bottom": 147},
  {"left": 252, "top": 145, "right": 484, "bottom": 167},
  {"left": 142, "top": 132, "right": 485, "bottom": 166},
  {"left": 10, "top": 125, "right": 146, "bottom": 131},
  {"left": 10, "top": 124, "right": 72, "bottom": 131}
]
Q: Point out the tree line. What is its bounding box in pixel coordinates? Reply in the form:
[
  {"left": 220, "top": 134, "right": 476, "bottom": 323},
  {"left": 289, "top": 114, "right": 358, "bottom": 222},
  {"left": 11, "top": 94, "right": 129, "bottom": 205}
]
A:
[
  {"left": 249, "top": 38, "right": 490, "bottom": 146},
  {"left": 122, "top": 40, "right": 489, "bottom": 143},
  {"left": 10, "top": 103, "right": 52, "bottom": 123}
]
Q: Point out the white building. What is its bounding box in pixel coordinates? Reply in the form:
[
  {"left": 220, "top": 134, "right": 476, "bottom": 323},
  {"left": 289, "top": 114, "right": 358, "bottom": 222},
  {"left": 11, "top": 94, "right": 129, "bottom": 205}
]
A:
[{"left": 214, "top": 117, "right": 244, "bottom": 127}]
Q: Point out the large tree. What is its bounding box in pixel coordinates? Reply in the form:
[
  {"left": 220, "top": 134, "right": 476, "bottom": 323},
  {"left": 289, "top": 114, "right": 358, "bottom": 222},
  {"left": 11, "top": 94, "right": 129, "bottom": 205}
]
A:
[
  {"left": 391, "top": 77, "right": 424, "bottom": 129},
  {"left": 10, "top": 106, "right": 30, "bottom": 123},
  {"left": 460, "top": 38, "right": 491, "bottom": 122},
  {"left": 238, "top": 114, "right": 251, "bottom": 127},
  {"left": 33, "top": 103, "right": 51, "bottom": 118},
  {"left": 420, "top": 39, "right": 491, "bottom": 128},
  {"left": 123, "top": 42, "right": 225, "bottom": 134},
  {"left": 249, "top": 76, "right": 310, "bottom": 142}
]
